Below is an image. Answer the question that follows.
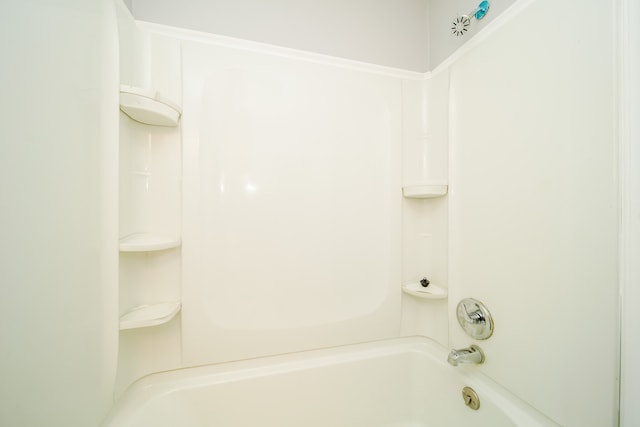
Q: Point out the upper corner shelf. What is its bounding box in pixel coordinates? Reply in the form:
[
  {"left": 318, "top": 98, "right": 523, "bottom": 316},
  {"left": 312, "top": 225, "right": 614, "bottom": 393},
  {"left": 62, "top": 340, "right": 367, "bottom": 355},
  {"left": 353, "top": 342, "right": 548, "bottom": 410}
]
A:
[
  {"left": 119, "top": 85, "right": 182, "bottom": 127},
  {"left": 119, "top": 233, "right": 182, "bottom": 252},
  {"left": 402, "top": 282, "right": 448, "bottom": 300},
  {"left": 402, "top": 182, "right": 448, "bottom": 199}
]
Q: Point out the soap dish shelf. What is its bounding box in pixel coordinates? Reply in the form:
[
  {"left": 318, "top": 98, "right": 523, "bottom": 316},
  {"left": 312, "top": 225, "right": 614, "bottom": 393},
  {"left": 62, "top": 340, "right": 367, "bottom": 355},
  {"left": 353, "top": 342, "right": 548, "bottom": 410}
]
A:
[
  {"left": 119, "top": 302, "right": 181, "bottom": 330},
  {"left": 402, "top": 182, "right": 448, "bottom": 199},
  {"left": 119, "top": 85, "right": 182, "bottom": 127},
  {"left": 119, "top": 233, "right": 181, "bottom": 252},
  {"left": 402, "top": 282, "right": 448, "bottom": 299}
]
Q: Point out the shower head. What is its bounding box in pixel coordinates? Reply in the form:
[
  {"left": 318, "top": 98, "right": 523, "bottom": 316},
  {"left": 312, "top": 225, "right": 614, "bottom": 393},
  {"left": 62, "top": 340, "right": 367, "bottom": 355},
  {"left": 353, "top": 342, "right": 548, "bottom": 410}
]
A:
[
  {"left": 451, "top": 1, "right": 490, "bottom": 37},
  {"left": 451, "top": 15, "right": 471, "bottom": 37}
]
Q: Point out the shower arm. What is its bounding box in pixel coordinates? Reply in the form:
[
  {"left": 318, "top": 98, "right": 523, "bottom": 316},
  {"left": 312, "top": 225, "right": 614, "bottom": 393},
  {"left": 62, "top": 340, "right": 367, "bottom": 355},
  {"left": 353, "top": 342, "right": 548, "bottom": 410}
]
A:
[{"left": 468, "top": 1, "right": 490, "bottom": 21}]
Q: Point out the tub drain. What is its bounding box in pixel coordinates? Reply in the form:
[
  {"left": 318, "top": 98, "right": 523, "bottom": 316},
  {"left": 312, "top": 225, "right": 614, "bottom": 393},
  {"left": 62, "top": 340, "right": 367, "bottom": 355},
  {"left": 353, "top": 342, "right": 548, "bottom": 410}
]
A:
[{"left": 461, "top": 386, "right": 480, "bottom": 410}]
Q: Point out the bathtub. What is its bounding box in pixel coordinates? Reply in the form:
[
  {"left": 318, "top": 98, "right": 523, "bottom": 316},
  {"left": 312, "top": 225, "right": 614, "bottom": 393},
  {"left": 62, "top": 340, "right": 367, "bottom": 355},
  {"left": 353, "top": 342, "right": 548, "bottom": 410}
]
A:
[{"left": 102, "top": 337, "right": 558, "bottom": 427}]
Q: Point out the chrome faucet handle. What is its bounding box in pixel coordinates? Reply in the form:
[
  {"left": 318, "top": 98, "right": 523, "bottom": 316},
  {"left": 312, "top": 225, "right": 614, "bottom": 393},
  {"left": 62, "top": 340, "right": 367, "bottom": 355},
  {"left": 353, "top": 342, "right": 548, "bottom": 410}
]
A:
[
  {"left": 456, "top": 298, "right": 494, "bottom": 340},
  {"left": 461, "top": 302, "right": 486, "bottom": 324}
]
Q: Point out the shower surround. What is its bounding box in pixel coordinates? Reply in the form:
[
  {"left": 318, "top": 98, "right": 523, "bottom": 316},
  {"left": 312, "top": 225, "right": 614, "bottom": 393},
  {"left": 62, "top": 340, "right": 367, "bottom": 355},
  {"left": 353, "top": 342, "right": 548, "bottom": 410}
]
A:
[
  {"left": 113, "top": 0, "right": 619, "bottom": 424},
  {"left": 0, "top": 0, "right": 629, "bottom": 426}
]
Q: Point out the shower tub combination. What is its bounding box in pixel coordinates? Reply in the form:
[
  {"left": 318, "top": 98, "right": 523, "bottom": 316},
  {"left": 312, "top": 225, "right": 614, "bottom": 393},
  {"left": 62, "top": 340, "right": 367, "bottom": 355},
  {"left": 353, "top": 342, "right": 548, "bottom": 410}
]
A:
[{"left": 103, "top": 337, "right": 557, "bottom": 427}]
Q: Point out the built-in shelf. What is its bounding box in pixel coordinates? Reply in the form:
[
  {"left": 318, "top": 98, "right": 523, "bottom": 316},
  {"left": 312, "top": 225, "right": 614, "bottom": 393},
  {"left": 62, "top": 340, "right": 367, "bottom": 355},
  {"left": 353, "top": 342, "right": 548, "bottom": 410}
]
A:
[
  {"left": 402, "top": 282, "right": 448, "bottom": 299},
  {"left": 119, "top": 233, "right": 181, "bottom": 252},
  {"left": 402, "top": 183, "right": 448, "bottom": 199},
  {"left": 119, "top": 85, "right": 182, "bottom": 127},
  {"left": 119, "top": 301, "right": 181, "bottom": 330}
]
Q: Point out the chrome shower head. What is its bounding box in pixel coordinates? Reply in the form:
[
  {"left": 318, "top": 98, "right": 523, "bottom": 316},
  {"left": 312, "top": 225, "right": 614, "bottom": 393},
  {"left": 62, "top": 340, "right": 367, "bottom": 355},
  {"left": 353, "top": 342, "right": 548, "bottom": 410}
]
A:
[{"left": 451, "top": 1, "right": 490, "bottom": 37}]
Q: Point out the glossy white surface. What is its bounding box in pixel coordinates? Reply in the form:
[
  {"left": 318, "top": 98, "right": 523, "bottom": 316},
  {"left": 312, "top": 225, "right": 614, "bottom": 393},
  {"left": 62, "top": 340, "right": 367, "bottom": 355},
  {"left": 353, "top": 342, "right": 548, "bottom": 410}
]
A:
[
  {"left": 402, "top": 282, "right": 447, "bottom": 299},
  {"left": 118, "top": 114, "right": 181, "bottom": 240},
  {"left": 119, "top": 233, "right": 181, "bottom": 252},
  {"left": 119, "top": 86, "right": 181, "bottom": 127},
  {"left": 0, "top": 1, "right": 119, "bottom": 425},
  {"left": 402, "top": 183, "right": 448, "bottom": 199},
  {"left": 103, "top": 337, "right": 558, "bottom": 427},
  {"left": 115, "top": 5, "right": 184, "bottom": 397},
  {"left": 181, "top": 35, "right": 402, "bottom": 366},
  {"left": 119, "top": 249, "right": 181, "bottom": 311},
  {"left": 119, "top": 302, "right": 181, "bottom": 330},
  {"left": 117, "top": 11, "right": 182, "bottom": 104},
  {"left": 399, "top": 75, "right": 449, "bottom": 346},
  {"left": 447, "top": 0, "right": 618, "bottom": 425}
]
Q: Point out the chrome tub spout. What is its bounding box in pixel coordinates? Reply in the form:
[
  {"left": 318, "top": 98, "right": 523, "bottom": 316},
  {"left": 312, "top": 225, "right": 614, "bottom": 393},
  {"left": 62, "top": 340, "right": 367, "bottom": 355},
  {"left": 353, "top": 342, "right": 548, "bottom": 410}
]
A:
[{"left": 447, "top": 345, "right": 485, "bottom": 366}]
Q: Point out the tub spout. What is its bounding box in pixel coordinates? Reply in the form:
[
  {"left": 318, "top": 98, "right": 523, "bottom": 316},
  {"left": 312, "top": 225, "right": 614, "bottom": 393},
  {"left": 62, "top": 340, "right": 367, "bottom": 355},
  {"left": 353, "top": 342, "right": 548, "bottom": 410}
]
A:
[{"left": 447, "top": 345, "right": 484, "bottom": 366}]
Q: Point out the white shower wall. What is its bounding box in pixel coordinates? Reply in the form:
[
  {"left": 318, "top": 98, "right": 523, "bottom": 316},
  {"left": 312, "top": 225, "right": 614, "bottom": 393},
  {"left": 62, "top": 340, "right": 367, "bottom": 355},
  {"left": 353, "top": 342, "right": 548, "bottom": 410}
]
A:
[
  {"left": 446, "top": 0, "right": 618, "bottom": 425},
  {"left": 0, "top": 1, "right": 119, "bottom": 425},
  {"left": 113, "top": 16, "right": 433, "bottom": 386},
  {"left": 178, "top": 35, "right": 414, "bottom": 365}
]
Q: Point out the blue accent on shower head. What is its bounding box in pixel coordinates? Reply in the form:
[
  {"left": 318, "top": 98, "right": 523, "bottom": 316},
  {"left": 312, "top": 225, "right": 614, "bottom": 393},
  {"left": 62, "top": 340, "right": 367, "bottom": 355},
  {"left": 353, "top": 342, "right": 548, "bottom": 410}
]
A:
[{"left": 474, "top": 1, "right": 490, "bottom": 20}]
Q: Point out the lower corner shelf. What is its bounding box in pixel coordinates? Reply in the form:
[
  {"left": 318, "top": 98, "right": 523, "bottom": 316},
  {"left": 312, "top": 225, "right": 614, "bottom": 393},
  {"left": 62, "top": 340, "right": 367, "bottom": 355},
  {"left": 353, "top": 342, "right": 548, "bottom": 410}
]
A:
[
  {"left": 402, "top": 282, "right": 447, "bottom": 299},
  {"left": 119, "top": 301, "right": 181, "bottom": 330},
  {"left": 119, "top": 233, "right": 182, "bottom": 252}
]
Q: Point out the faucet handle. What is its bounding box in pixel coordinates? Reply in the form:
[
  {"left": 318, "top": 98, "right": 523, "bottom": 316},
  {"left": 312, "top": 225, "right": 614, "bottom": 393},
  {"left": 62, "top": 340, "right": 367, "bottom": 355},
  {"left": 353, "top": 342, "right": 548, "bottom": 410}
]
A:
[
  {"left": 461, "top": 302, "right": 485, "bottom": 323},
  {"left": 456, "top": 298, "right": 494, "bottom": 340}
]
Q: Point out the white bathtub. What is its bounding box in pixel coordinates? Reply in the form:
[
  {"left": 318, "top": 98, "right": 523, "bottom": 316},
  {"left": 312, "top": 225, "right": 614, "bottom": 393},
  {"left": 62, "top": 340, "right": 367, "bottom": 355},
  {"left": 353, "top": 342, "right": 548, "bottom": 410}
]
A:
[{"left": 102, "top": 337, "right": 558, "bottom": 427}]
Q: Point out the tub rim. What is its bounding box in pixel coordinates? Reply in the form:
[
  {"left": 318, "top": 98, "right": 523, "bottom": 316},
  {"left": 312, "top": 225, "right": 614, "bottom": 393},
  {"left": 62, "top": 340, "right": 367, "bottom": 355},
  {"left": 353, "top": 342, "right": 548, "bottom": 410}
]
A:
[{"left": 102, "top": 336, "right": 559, "bottom": 427}]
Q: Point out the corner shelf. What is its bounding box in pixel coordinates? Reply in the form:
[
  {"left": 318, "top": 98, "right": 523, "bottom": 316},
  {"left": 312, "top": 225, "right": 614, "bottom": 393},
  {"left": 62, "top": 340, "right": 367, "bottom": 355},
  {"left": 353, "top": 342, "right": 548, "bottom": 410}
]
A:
[
  {"left": 119, "top": 233, "right": 181, "bottom": 252},
  {"left": 119, "top": 301, "right": 181, "bottom": 330},
  {"left": 402, "top": 182, "right": 448, "bottom": 199},
  {"left": 402, "top": 282, "right": 448, "bottom": 299},
  {"left": 119, "top": 85, "right": 182, "bottom": 127}
]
